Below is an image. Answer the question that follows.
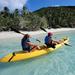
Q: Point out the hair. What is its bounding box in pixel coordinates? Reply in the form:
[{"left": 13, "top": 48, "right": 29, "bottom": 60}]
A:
[{"left": 24, "top": 34, "right": 30, "bottom": 39}]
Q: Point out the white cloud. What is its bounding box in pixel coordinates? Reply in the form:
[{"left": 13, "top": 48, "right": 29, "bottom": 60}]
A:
[
  {"left": 50, "top": 5, "right": 60, "bottom": 7},
  {"left": 54, "top": 5, "right": 60, "bottom": 7},
  {"left": 0, "top": 0, "right": 28, "bottom": 11}
]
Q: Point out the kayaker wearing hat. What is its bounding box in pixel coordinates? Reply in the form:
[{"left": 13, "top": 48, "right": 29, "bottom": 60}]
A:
[
  {"left": 21, "top": 34, "right": 40, "bottom": 52},
  {"left": 44, "top": 32, "right": 59, "bottom": 48}
]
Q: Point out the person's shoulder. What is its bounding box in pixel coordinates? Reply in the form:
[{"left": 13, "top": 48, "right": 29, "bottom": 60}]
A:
[{"left": 46, "top": 35, "right": 48, "bottom": 37}]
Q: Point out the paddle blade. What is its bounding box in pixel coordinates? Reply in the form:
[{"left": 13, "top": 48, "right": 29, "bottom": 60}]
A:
[
  {"left": 11, "top": 27, "right": 20, "bottom": 33},
  {"left": 64, "top": 43, "right": 72, "bottom": 47},
  {"left": 40, "top": 27, "right": 47, "bottom": 32},
  {"left": 36, "top": 39, "right": 41, "bottom": 43}
]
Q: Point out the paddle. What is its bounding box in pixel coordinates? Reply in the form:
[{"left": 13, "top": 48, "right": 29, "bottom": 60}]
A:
[
  {"left": 11, "top": 27, "right": 25, "bottom": 35},
  {"left": 11, "top": 27, "right": 41, "bottom": 43},
  {"left": 40, "top": 27, "right": 71, "bottom": 47},
  {"left": 8, "top": 52, "right": 15, "bottom": 62},
  {"left": 40, "top": 27, "right": 47, "bottom": 32},
  {"left": 64, "top": 43, "right": 72, "bottom": 47}
]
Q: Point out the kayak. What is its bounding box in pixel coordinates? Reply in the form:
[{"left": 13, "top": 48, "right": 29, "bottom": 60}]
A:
[{"left": 0, "top": 37, "right": 69, "bottom": 62}]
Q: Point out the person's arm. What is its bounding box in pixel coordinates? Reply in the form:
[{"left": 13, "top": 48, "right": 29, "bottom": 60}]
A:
[
  {"left": 53, "top": 40, "right": 60, "bottom": 44},
  {"left": 26, "top": 42, "right": 36, "bottom": 46},
  {"left": 26, "top": 42, "right": 40, "bottom": 49}
]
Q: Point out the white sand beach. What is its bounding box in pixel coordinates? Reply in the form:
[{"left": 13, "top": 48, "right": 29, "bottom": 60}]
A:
[{"left": 0, "top": 28, "right": 75, "bottom": 39}]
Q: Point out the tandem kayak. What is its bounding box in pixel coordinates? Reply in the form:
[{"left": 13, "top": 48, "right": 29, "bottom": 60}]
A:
[{"left": 0, "top": 37, "right": 69, "bottom": 62}]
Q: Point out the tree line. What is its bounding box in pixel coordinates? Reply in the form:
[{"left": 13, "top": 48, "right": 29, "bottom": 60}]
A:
[
  {"left": 34, "top": 6, "right": 75, "bottom": 28},
  {"left": 0, "top": 6, "right": 75, "bottom": 31}
]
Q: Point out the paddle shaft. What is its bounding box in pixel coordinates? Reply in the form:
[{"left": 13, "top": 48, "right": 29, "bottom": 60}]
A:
[{"left": 11, "top": 27, "right": 41, "bottom": 43}]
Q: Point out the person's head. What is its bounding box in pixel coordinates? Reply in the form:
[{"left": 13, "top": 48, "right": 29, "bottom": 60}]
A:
[
  {"left": 48, "top": 32, "right": 53, "bottom": 36},
  {"left": 24, "top": 34, "right": 30, "bottom": 39}
]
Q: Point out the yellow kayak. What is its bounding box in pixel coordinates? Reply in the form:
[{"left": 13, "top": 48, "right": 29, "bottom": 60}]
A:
[{"left": 0, "top": 37, "right": 69, "bottom": 62}]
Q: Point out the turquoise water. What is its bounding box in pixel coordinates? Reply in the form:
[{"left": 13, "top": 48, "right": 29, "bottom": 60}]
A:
[{"left": 0, "top": 30, "right": 75, "bottom": 75}]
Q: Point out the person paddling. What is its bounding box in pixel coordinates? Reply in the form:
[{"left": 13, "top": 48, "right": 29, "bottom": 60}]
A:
[
  {"left": 44, "top": 32, "right": 59, "bottom": 48},
  {"left": 21, "top": 34, "right": 40, "bottom": 52}
]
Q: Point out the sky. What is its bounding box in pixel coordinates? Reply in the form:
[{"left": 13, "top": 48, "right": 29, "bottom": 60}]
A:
[
  {"left": 0, "top": 0, "right": 28, "bottom": 11},
  {"left": 0, "top": 0, "right": 75, "bottom": 12}
]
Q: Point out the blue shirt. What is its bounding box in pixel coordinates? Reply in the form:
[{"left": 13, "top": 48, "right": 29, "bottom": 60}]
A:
[
  {"left": 21, "top": 37, "right": 30, "bottom": 49},
  {"left": 45, "top": 35, "right": 52, "bottom": 44}
]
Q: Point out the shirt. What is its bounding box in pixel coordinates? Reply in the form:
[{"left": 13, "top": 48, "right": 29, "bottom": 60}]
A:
[
  {"left": 21, "top": 37, "right": 30, "bottom": 49},
  {"left": 45, "top": 35, "right": 52, "bottom": 44}
]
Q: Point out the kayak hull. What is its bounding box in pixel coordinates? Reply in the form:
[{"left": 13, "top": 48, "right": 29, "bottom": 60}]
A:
[{"left": 0, "top": 37, "right": 69, "bottom": 62}]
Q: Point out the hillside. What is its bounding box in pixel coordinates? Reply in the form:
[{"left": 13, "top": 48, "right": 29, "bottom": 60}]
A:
[{"left": 33, "top": 6, "right": 75, "bottom": 28}]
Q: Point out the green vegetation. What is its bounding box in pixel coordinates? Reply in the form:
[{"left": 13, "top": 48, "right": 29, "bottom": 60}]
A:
[
  {"left": 0, "top": 6, "right": 75, "bottom": 31},
  {"left": 34, "top": 6, "right": 75, "bottom": 28}
]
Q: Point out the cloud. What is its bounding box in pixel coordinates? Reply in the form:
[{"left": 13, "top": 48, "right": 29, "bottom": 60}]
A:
[
  {"left": 54, "top": 5, "right": 60, "bottom": 7},
  {"left": 0, "top": 0, "right": 28, "bottom": 11}
]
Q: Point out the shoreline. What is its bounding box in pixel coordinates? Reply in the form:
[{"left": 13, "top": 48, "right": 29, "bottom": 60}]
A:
[{"left": 0, "top": 28, "right": 75, "bottom": 39}]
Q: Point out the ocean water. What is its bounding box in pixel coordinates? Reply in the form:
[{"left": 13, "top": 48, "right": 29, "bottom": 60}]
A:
[{"left": 0, "top": 30, "right": 75, "bottom": 75}]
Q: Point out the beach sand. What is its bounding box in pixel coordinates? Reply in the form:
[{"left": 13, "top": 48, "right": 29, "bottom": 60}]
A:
[{"left": 0, "top": 28, "right": 75, "bottom": 39}]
